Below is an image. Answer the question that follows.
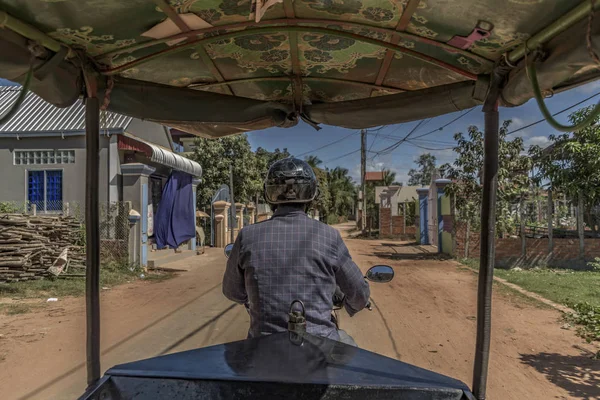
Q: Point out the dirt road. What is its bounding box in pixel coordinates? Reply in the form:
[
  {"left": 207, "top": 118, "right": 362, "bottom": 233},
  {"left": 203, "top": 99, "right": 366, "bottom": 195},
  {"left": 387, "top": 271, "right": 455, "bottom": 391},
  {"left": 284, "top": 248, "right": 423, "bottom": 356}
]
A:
[{"left": 0, "top": 223, "right": 598, "bottom": 399}]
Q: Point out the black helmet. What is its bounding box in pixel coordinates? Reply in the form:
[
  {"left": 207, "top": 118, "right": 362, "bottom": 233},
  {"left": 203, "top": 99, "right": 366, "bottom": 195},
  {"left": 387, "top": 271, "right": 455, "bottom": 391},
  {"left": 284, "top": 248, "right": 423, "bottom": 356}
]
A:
[{"left": 264, "top": 158, "right": 318, "bottom": 205}]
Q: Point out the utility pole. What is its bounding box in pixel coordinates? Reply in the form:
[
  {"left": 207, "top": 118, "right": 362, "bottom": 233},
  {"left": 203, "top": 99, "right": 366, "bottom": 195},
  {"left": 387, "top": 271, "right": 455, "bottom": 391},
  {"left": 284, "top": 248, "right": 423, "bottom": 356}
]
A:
[
  {"left": 229, "top": 164, "right": 235, "bottom": 244},
  {"left": 361, "top": 129, "right": 367, "bottom": 234}
]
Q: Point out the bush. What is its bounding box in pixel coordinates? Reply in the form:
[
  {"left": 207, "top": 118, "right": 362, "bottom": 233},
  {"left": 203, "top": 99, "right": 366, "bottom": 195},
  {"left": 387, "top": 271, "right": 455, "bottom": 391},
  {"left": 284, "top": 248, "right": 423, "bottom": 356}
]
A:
[
  {"left": 588, "top": 257, "right": 600, "bottom": 272},
  {"left": 0, "top": 202, "right": 20, "bottom": 213},
  {"left": 565, "top": 302, "right": 600, "bottom": 343}
]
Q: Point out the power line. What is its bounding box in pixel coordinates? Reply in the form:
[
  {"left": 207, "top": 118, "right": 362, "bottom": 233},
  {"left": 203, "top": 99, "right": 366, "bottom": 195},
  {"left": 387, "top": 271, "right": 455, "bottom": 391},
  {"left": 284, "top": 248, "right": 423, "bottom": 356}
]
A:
[
  {"left": 295, "top": 130, "right": 359, "bottom": 158},
  {"left": 404, "top": 142, "right": 455, "bottom": 151},
  {"left": 409, "top": 107, "right": 476, "bottom": 140},
  {"left": 507, "top": 91, "right": 600, "bottom": 135},
  {"left": 370, "top": 119, "right": 429, "bottom": 158},
  {"left": 320, "top": 90, "right": 600, "bottom": 166},
  {"left": 323, "top": 148, "right": 361, "bottom": 163},
  {"left": 367, "top": 125, "right": 388, "bottom": 152}
]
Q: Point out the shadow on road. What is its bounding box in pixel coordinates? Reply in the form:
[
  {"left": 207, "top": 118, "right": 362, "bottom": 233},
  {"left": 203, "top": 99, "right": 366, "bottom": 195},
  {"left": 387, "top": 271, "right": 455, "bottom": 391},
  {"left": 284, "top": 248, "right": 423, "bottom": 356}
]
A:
[
  {"left": 519, "top": 352, "right": 600, "bottom": 399},
  {"left": 19, "top": 282, "right": 223, "bottom": 400},
  {"left": 159, "top": 303, "right": 238, "bottom": 355},
  {"left": 370, "top": 298, "right": 402, "bottom": 361}
]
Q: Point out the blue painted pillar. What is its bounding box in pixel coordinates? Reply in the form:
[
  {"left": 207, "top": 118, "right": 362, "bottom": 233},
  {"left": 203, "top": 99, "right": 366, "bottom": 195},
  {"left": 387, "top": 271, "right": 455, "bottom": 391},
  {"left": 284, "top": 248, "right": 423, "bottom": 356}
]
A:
[
  {"left": 417, "top": 188, "right": 429, "bottom": 245},
  {"left": 189, "top": 178, "right": 202, "bottom": 251}
]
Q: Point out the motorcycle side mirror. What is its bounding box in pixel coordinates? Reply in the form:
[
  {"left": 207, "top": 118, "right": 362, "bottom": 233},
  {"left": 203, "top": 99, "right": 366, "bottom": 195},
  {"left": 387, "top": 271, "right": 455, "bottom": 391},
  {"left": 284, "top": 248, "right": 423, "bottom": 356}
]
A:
[
  {"left": 224, "top": 243, "right": 234, "bottom": 258},
  {"left": 365, "top": 265, "right": 394, "bottom": 283}
]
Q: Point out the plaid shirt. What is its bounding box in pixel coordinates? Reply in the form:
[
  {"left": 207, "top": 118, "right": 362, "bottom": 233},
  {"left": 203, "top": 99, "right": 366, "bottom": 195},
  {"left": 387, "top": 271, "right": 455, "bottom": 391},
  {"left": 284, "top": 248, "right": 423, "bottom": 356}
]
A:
[{"left": 222, "top": 206, "right": 370, "bottom": 340}]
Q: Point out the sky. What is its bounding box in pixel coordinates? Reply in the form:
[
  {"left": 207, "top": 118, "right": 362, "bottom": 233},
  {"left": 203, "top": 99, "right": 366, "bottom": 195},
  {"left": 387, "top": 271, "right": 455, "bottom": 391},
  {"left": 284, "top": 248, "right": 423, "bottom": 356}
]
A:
[{"left": 246, "top": 80, "right": 600, "bottom": 185}]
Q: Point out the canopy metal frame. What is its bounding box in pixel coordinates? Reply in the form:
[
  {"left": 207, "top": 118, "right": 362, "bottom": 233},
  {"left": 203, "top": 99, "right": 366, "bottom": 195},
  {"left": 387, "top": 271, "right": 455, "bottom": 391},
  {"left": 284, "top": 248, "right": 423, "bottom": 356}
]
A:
[{"left": 0, "top": 2, "right": 598, "bottom": 400}]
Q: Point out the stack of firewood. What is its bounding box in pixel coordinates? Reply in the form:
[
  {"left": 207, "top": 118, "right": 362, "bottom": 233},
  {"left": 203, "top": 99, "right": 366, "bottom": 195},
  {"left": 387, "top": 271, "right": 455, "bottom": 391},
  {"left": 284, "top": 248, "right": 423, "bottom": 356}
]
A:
[{"left": 0, "top": 214, "right": 85, "bottom": 283}]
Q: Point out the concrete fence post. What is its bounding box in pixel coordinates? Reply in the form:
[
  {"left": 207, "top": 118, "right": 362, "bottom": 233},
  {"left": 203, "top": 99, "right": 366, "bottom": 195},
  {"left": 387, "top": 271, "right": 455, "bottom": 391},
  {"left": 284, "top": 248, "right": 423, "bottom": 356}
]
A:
[
  {"left": 416, "top": 188, "right": 429, "bottom": 245},
  {"left": 578, "top": 190, "right": 585, "bottom": 260},
  {"left": 213, "top": 201, "right": 230, "bottom": 248}
]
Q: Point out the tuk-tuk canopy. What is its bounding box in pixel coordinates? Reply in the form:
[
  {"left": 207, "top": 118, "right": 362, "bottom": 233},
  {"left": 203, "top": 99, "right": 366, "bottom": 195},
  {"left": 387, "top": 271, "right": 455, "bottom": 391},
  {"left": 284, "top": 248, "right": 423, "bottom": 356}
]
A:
[{"left": 0, "top": 0, "right": 599, "bottom": 137}]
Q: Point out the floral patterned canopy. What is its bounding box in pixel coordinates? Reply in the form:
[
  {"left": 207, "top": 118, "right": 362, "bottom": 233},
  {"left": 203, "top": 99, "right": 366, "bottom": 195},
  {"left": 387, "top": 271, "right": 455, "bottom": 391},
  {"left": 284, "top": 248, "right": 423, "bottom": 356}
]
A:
[{"left": 0, "top": 0, "right": 597, "bottom": 136}]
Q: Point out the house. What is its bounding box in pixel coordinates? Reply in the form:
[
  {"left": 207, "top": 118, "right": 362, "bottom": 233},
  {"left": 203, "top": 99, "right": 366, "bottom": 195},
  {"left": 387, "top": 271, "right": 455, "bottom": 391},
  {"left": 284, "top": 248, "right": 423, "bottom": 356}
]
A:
[
  {"left": 376, "top": 185, "right": 420, "bottom": 216},
  {"left": 0, "top": 86, "right": 202, "bottom": 266}
]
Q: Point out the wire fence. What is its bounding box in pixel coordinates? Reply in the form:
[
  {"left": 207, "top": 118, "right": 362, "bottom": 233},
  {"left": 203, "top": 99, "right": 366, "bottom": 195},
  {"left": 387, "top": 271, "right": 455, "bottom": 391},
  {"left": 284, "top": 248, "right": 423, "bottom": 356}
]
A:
[{"left": 0, "top": 200, "right": 131, "bottom": 268}]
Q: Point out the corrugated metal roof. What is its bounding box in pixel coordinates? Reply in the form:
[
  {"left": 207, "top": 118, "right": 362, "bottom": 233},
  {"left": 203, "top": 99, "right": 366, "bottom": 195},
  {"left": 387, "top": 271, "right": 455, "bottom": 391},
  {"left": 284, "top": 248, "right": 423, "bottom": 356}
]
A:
[{"left": 0, "top": 86, "right": 132, "bottom": 133}]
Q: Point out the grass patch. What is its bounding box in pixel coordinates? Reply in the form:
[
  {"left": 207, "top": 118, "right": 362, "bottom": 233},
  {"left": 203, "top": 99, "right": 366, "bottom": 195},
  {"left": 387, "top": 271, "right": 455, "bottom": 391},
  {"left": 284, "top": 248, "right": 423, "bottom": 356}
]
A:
[
  {"left": 458, "top": 258, "right": 600, "bottom": 342},
  {"left": 0, "top": 263, "right": 175, "bottom": 300},
  {"left": 459, "top": 258, "right": 600, "bottom": 307}
]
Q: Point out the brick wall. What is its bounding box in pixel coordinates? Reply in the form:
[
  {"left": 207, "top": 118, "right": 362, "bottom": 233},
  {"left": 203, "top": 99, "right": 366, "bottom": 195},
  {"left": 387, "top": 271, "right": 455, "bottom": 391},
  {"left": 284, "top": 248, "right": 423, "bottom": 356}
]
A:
[
  {"left": 380, "top": 207, "right": 391, "bottom": 236},
  {"left": 379, "top": 207, "right": 416, "bottom": 238},
  {"left": 455, "top": 220, "right": 599, "bottom": 269},
  {"left": 392, "top": 216, "right": 416, "bottom": 235}
]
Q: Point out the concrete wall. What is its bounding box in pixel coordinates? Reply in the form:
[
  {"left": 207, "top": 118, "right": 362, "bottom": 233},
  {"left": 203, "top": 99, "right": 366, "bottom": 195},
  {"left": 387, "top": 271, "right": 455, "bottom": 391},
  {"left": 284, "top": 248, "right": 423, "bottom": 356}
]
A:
[{"left": 0, "top": 135, "right": 110, "bottom": 206}]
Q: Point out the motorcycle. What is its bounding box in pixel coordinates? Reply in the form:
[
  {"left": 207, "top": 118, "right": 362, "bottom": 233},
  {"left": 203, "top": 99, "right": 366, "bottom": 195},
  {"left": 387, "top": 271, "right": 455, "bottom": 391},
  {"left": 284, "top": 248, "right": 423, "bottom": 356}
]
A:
[{"left": 79, "top": 248, "right": 473, "bottom": 400}]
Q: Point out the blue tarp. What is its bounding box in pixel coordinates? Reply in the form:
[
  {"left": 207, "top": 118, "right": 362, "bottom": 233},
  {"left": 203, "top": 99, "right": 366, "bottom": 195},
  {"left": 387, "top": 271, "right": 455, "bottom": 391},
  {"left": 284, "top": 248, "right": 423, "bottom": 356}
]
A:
[{"left": 155, "top": 171, "right": 195, "bottom": 249}]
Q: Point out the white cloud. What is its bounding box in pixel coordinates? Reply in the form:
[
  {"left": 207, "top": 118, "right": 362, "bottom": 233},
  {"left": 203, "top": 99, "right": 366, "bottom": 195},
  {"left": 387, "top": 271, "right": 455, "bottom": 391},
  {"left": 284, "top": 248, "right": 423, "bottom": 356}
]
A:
[
  {"left": 510, "top": 117, "right": 526, "bottom": 129},
  {"left": 524, "top": 135, "right": 550, "bottom": 147}
]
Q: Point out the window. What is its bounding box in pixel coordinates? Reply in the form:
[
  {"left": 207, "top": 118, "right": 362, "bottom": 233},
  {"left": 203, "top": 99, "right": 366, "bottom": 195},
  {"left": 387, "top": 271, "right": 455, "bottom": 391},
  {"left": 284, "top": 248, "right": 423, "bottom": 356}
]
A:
[
  {"left": 28, "top": 170, "right": 63, "bottom": 212},
  {"left": 14, "top": 150, "right": 75, "bottom": 165}
]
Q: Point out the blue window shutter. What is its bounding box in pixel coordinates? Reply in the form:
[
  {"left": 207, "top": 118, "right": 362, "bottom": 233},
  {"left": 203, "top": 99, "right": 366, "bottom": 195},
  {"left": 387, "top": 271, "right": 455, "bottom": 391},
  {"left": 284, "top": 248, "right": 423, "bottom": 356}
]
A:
[
  {"left": 28, "top": 171, "right": 44, "bottom": 211},
  {"left": 46, "top": 170, "right": 63, "bottom": 211}
]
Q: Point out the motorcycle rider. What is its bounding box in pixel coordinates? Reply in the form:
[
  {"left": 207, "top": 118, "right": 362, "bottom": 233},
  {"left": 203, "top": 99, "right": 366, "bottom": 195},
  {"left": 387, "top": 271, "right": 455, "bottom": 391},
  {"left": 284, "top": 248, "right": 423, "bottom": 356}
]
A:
[{"left": 222, "top": 157, "right": 370, "bottom": 345}]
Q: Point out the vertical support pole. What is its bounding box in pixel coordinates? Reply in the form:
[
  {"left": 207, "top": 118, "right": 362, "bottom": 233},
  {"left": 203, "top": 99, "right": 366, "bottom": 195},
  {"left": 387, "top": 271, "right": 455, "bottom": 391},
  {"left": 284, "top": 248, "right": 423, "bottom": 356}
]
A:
[
  {"left": 472, "top": 101, "right": 499, "bottom": 400},
  {"left": 85, "top": 96, "right": 101, "bottom": 386},
  {"left": 547, "top": 189, "right": 553, "bottom": 255},
  {"left": 361, "top": 129, "right": 367, "bottom": 234},
  {"left": 229, "top": 165, "right": 235, "bottom": 245},
  {"left": 578, "top": 190, "right": 585, "bottom": 260}
]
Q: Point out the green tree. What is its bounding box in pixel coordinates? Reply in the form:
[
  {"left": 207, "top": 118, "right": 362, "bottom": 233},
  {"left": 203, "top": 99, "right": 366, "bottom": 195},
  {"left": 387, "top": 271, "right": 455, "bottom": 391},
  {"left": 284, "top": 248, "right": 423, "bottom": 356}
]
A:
[
  {"left": 305, "top": 155, "right": 323, "bottom": 168},
  {"left": 253, "top": 147, "right": 291, "bottom": 198},
  {"left": 188, "top": 135, "right": 260, "bottom": 210},
  {"left": 530, "top": 106, "right": 600, "bottom": 232},
  {"left": 310, "top": 166, "right": 331, "bottom": 220},
  {"left": 408, "top": 153, "right": 437, "bottom": 186},
  {"left": 328, "top": 167, "right": 356, "bottom": 221},
  {"left": 441, "top": 120, "right": 532, "bottom": 234},
  {"left": 382, "top": 169, "right": 397, "bottom": 186}
]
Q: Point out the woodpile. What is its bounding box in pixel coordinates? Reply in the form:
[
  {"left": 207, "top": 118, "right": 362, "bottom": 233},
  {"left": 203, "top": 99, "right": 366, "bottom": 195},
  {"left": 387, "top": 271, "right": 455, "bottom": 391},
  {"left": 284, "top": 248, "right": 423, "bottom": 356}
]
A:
[{"left": 0, "top": 214, "right": 85, "bottom": 283}]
